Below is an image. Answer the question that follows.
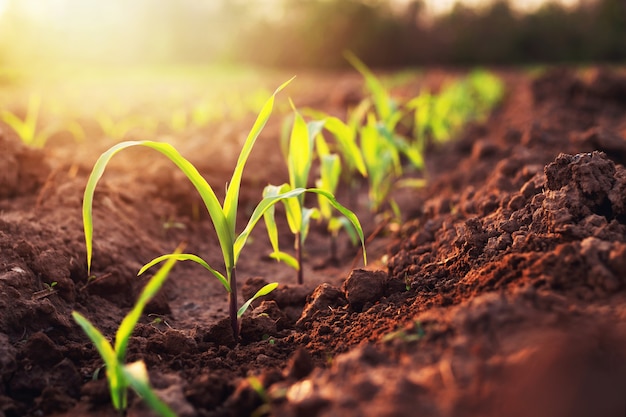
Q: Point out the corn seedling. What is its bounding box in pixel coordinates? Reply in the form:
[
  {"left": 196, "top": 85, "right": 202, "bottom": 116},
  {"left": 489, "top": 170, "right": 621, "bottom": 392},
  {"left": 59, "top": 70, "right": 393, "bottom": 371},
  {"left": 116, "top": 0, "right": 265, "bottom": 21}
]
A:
[
  {"left": 344, "top": 51, "right": 401, "bottom": 133},
  {"left": 0, "top": 94, "right": 61, "bottom": 148},
  {"left": 466, "top": 69, "right": 505, "bottom": 120},
  {"left": 263, "top": 102, "right": 366, "bottom": 284},
  {"left": 345, "top": 55, "right": 425, "bottom": 188},
  {"left": 407, "top": 70, "right": 504, "bottom": 145},
  {"left": 315, "top": 150, "right": 359, "bottom": 263},
  {"left": 95, "top": 112, "right": 157, "bottom": 141},
  {"left": 358, "top": 112, "right": 398, "bottom": 213},
  {"left": 83, "top": 79, "right": 333, "bottom": 340},
  {"left": 32, "top": 281, "right": 59, "bottom": 300},
  {"left": 72, "top": 254, "right": 180, "bottom": 417}
]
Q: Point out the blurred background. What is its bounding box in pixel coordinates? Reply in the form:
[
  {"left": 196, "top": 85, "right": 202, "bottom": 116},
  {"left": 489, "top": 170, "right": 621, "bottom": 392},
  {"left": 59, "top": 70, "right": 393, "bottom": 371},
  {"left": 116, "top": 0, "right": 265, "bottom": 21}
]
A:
[{"left": 0, "top": 0, "right": 623, "bottom": 71}]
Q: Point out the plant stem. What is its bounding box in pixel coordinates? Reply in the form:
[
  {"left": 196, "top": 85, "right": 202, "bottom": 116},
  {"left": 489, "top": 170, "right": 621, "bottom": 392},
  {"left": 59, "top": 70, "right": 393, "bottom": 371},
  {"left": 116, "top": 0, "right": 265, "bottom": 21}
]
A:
[
  {"left": 295, "top": 232, "right": 303, "bottom": 285},
  {"left": 229, "top": 268, "right": 239, "bottom": 340}
]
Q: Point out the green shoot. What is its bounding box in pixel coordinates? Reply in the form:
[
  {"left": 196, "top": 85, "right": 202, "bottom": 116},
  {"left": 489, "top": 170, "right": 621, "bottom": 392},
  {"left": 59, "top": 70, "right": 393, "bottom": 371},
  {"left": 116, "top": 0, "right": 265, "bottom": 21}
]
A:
[
  {"left": 84, "top": 79, "right": 308, "bottom": 340},
  {"left": 344, "top": 51, "right": 401, "bottom": 131},
  {"left": 95, "top": 113, "right": 157, "bottom": 141},
  {"left": 0, "top": 94, "right": 61, "bottom": 148},
  {"left": 360, "top": 113, "right": 398, "bottom": 213},
  {"left": 316, "top": 153, "right": 359, "bottom": 262},
  {"left": 72, "top": 254, "right": 180, "bottom": 416},
  {"left": 263, "top": 102, "right": 367, "bottom": 283},
  {"left": 406, "top": 70, "right": 504, "bottom": 145}
]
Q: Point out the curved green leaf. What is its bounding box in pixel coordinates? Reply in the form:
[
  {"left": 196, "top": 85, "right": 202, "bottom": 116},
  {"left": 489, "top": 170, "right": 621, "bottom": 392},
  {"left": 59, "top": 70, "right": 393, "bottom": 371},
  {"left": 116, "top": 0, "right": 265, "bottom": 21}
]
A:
[
  {"left": 138, "top": 253, "right": 229, "bottom": 292},
  {"left": 323, "top": 116, "right": 367, "bottom": 177},
  {"left": 234, "top": 187, "right": 308, "bottom": 264},
  {"left": 237, "top": 187, "right": 366, "bottom": 265},
  {"left": 82, "top": 140, "right": 230, "bottom": 275},
  {"left": 237, "top": 282, "right": 279, "bottom": 318},
  {"left": 305, "top": 188, "right": 367, "bottom": 265},
  {"left": 344, "top": 51, "right": 393, "bottom": 123},
  {"left": 269, "top": 251, "right": 300, "bottom": 270}
]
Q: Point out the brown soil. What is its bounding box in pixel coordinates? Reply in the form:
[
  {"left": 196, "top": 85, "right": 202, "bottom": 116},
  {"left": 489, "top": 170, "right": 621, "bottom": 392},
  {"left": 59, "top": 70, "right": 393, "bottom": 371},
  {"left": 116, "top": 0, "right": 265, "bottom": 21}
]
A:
[{"left": 2, "top": 67, "right": 626, "bottom": 417}]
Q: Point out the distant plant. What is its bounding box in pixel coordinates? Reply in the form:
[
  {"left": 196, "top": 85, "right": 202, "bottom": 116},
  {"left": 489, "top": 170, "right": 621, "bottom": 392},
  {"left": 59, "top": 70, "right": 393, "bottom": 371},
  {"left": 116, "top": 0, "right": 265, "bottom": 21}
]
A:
[
  {"left": 263, "top": 101, "right": 367, "bottom": 284},
  {"left": 340, "top": 53, "right": 503, "bottom": 216},
  {"left": 407, "top": 69, "right": 504, "bottom": 144},
  {"left": 95, "top": 112, "right": 157, "bottom": 141},
  {"left": 0, "top": 94, "right": 60, "bottom": 148},
  {"left": 72, "top": 254, "right": 180, "bottom": 417},
  {"left": 84, "top": 79, "right": 307, "bottom": 339},
  {"left": 345, "top": 51, "right": 424, "bottom": 171},
  {"left": 315, "top": 151, "right": 359, "bottom": 263}
]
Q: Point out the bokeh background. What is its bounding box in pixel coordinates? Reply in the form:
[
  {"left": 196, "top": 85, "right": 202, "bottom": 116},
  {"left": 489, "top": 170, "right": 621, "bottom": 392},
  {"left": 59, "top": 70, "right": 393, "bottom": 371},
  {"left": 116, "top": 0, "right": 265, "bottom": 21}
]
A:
[{"left": 0, "top": 0, "right": 623, "bottom": 71}]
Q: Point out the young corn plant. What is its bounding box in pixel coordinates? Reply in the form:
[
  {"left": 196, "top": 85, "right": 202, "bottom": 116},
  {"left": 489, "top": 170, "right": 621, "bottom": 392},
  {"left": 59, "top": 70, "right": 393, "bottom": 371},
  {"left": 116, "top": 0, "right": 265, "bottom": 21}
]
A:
[
  {"left": 84, "top": 79, "right": 313, "bottom": 340},
  {"left": 406, "top": 70, "right": 504, "bottom": 146},
  {"left": 263, "top": 102, "right": 366, "bottom": 284},
  {"left": 1, "top": 94, "right": 56, "bottom": 148},
  {"left": 315, "top": 151, "right": 359, "bottom": 263},
  {"left": 360, "top": 112, "right": 399, "bottom": 213},
  {"left": 345, "top": 52, "right": 424, "bottom": 173},
  {"left": 72, "top": 254, "right": 181, "bottom": 417}
]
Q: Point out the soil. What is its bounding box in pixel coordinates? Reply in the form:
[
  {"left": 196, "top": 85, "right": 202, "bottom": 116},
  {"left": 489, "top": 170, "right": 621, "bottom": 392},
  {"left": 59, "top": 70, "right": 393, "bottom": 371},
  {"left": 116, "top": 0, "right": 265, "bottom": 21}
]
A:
[{"left": 2, "top": 66, "right": 626, "bottom": 417}]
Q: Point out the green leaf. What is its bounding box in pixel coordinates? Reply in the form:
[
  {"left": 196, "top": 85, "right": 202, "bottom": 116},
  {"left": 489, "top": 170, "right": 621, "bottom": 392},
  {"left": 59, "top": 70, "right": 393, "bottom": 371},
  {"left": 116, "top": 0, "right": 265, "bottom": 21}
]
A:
[
  {"left": 234, "top": 187, "right": 308, "bottom": 264},
  {"left": 287, "top": 100, "right": 313, "bottom": 191},
  {"left": 255, "top": 186, "right": 367, "bottom": 265},
  {"left": 123, "top": 361, "right": 176, "bottom": 417},
  {"left": 307, "top": 119, "right": 326, "bottom": 143},
  {"left": 138, "top": 253, "right": 229, "bottom": 292},
  {"left": 317, "top": 154, "right": 342, "bottom": 220},
  {"left": 306, "top": 188, "right": 367, "bottom": 265},
  {"left": 72, "top": 311, "right": 126, "bottom": 411},
  {"left": 344, "top": 51, "right": 392, "bottom": 122},
  {"left": 323, "top": 116, "right": 367, "bottom": 177},
  {"left": 300, "top": 206, "right": 320, "bottom": 244},
  {"left": 315, "top": 130, "right": 331, "bottom": 159},
  {"left": 115, "top": 251, "right": 180, "bottom": 361},
  {"left": 237, "top": 282, "right": 278, "bottom": 318},
  {"left": 223, "top": 77, "right": 294, "bottom": 242},
  {"left": 82, "top": 141, "right": 230, "bottom": 276},
  {"left": 328, "top": 216, "right": 359, "bottom": 246},
  {"left": 262, "top": 184, "right": 293, "bottom": 258},
  {"left": 269, "top": 251, "right": 300, "bottom": 270}
]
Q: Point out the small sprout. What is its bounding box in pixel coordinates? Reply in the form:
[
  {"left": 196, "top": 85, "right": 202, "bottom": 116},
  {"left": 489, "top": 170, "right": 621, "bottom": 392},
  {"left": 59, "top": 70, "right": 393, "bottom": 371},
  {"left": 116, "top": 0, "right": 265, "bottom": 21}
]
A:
[
  {"left": 72, "top": 253, "right": 181, "bottom": 416},
  {"left": 262, "top": 334, "right": 276, "bottom": 345},
  {"left": 148, "top": 314, "right": 172, "bottom": 330},
  {"left": 0, "top": 94, "right": 65, "bottom": 148},
  {"left": 382, "top": 320, "right": 425, "bottom": 343},
  {"left": 33, "top": 281, "right": 59, "bottom": 300}
]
